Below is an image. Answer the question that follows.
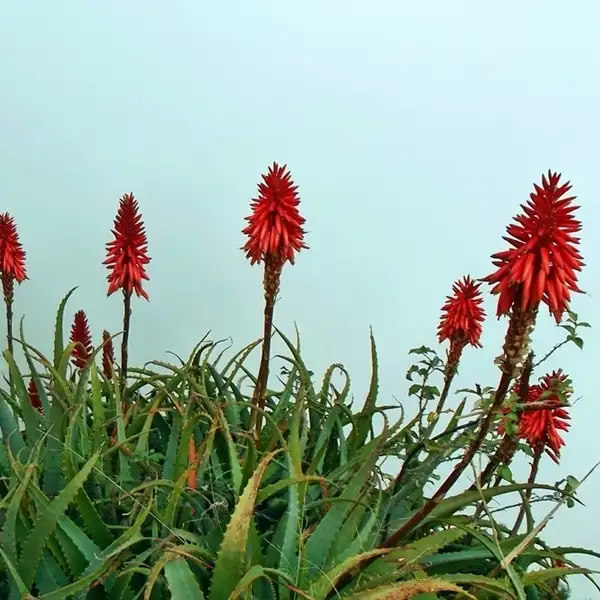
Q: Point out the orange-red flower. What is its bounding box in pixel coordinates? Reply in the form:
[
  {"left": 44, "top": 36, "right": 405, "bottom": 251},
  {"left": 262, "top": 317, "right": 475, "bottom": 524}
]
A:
[
  {"left": 0, "top": 213, "right": 27, "bottom": 284},
  {"left": 484, "top": 171, "right": 583, "bottom": 322},
  {"left": 27, "top": 379, "right": 43, "bottom": 414},
  {"left": 242, "top": 163, "right": 308, "bottom": 266},
  {"left": 70, "top": 310, "right": 93, "bottom": 369},
  {"left": 438, "top": 276, "right": 485, "bottom": 347},
  {"left": 104, "top": 193, "right": 150, "bottom": 300},
  {"left": 102, "top": 329, "right": 114, "bottom": 378},
  {"left": 499, "top": 370, "right": 570, "bottom": 464},
  {"left": 519, "top": 370, "right": 571, "bottom": 463}
]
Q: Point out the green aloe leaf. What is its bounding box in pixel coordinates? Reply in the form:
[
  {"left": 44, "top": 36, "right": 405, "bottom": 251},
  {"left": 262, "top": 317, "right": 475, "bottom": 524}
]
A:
[
  {"left": 0, "top": 546, "right": 30, "bottom": 599},
  {"left": 445, "top": 574, "right": 516, "bottom": 599},
  {"left": 208, "top": 450, "right": 279, "bottom": 600},
  {"left": 62, "top": 405, "right": 113, "bottom": 547},
  {"left": 53, "top": 287, "right": 77, "bottom": 370},
  {"left": 17, "top": 450, "right": 101, "bottom": 591},
  {"left": 348, "top": 329, "right": 379, "bottom": 451},
  {"left": 300, "top": 430, "right": 384, "bottom": 586},
  {"left": 522, "top": 566, "right": 595, "bottom": 585},
  {"left": 163, "top": 554, "right": 206, "bottom": 600}
]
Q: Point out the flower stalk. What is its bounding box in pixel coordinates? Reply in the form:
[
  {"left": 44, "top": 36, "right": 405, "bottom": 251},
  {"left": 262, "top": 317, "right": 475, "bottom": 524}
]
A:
[
  {"left": 242, "top": 163, "right": 307, "bottom": 438},
  {"left": 0, "top": 213, "right": 27, "bottom": 359},
  {"left": 433, "top": 276, "right": 485, "bottom": 418},
  {"left": 104, "top": 193, "right": 150, "bottom": 402}
]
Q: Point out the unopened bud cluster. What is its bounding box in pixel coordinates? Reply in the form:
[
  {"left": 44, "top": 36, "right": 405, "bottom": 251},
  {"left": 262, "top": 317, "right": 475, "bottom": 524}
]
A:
[{"left": 498, "top": 307, "right": 538, "bottom": 376}]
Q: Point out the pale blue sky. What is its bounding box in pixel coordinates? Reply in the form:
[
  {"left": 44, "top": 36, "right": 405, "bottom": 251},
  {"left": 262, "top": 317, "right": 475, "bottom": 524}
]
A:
[{"left": 1, "top": 1, "right": 599, "bottom": 596}]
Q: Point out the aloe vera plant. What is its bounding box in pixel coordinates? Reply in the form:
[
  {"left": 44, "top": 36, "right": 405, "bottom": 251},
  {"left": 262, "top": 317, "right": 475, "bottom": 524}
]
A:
[
  {"left": 0, "top": 293, "right": 595, "bottom": 600},
  {"left": 0, "top": 169, "right": 598, "bottom": 599}
]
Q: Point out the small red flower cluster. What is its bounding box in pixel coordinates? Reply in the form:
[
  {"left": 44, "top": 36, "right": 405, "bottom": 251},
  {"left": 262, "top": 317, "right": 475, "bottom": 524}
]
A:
[
  {"left": 500, "top": 370, "right": 571, "bottom": 464},
  {"left": 438, "top": 276, "right": 485, "bottom": 348},
  {"left": 27, "top": 379, "right": 43, "bottom": 415},
  {"left": 242, "top": 163, "right": 308, "bottom": 266},
  {"left": 70, "top": 310, "right": 93, "bottom": 369},
  {"left": 0, "top": 213, "right": 26, "bottom": 284}
]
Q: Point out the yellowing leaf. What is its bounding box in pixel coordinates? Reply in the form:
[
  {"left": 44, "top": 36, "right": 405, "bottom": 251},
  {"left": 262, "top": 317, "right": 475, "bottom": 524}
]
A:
[{"left": 344, "top": 579, "right": 476, "bottom": 599}]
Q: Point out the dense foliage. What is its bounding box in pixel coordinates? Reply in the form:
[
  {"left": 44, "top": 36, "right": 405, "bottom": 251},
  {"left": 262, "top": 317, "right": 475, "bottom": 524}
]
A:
[{"left": 0, "top": 168, "right": 597, "bottom": 599}]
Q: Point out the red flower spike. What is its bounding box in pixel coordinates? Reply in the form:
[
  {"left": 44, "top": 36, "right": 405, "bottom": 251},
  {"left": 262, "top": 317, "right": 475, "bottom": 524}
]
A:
[
  {"left": 104, "top": 193, "right": 150, "bottom": 300},
  {"left": 27, "top": 379, "right": 43, "bottom": 415},
  {"left": 0, "top": 213, "right": 27, "bottom": 283},
  {"left": 242, "top": 163, "right": 308, "bottom": 266},
  {"left": 484, "top": 171, "right": 583, "bottom": 323},
  {"left": 519, "top": 370, "right": 571, "bottom": 464},
  {"left": 70, "top": 310, "right": 93, "bottom": 369},
  {"left": 438, "top": 276, "right": 485, "bottom": 347},
  {"left": 102, "top": 330, "right": 115, "bottom": 378},
  {"left": 499, "top": 369, "right": 571, "bottom": 464}
]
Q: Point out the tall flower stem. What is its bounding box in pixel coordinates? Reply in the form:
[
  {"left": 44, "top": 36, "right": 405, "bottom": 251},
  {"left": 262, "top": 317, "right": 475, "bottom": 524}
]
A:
[
  {"left": 384, "top": 306, "right": 535, "bottom": 548},
  {"left": 251, "top": 255, "right": 282, "bottom": 438},
  {"left": 104, "top": 192, "right": 150, "bottom": 406},
  {"left": 251, "top": 294, "right": 275, "bottom": 435},
  {"left": 511, "top": 445, "right": 542, "bottom": 535},
  {"left": 120, "top": 289, "right": 132, "bottom": 402},
  {"left": 2, "top": 276, "right": 14, "bottom": 358}
]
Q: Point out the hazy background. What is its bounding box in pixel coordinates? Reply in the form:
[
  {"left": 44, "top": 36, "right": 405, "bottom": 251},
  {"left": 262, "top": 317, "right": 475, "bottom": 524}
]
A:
[{"left": 1, "top": 1, "right": 598, "bottom": 596}]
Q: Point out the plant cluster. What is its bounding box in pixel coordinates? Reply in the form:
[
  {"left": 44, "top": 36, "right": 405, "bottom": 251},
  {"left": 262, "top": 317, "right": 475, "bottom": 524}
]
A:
[{"left": 0, "top": 166, "right": 596, "bottom": 599}]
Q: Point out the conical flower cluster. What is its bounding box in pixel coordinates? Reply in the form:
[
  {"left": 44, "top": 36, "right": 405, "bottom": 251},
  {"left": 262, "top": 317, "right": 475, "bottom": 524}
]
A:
[
  {"left": 104, "top": 193, "right": 150, "bottom": 300},
  {"left": 0, "top": 213, "right": 27, "bottom": 304},
  {"left": 438, "top": 276, "right": 485, "bottom": 370},
  {"left": 242, "top": 163, "right": 308, "bottom": 266},
  {"left": 438, "top": 276, "right": 485, "bottom": 347},
  {"left": 70, "top": 310, "right": 93, "bottom": 369},
  {"left": 0, "top": 213, "right": 26, "bottom": 284},
  {"left": 484, "top": 171, "right": 583, "bottom": 322}
]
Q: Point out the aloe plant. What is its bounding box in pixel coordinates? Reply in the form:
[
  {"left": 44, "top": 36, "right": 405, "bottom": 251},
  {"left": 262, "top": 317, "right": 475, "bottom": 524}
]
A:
[
  {"left": 0, "top": 292, "right": 595, "bottom": 600},
  {"left": 0, "top": 169, "right": 598, "bottom": 599}
]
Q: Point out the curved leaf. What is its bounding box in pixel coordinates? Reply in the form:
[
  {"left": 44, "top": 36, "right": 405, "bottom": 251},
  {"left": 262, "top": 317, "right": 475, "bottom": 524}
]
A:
[{"left": 208, "top": 450, "right": 279, "bottom": 600}]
